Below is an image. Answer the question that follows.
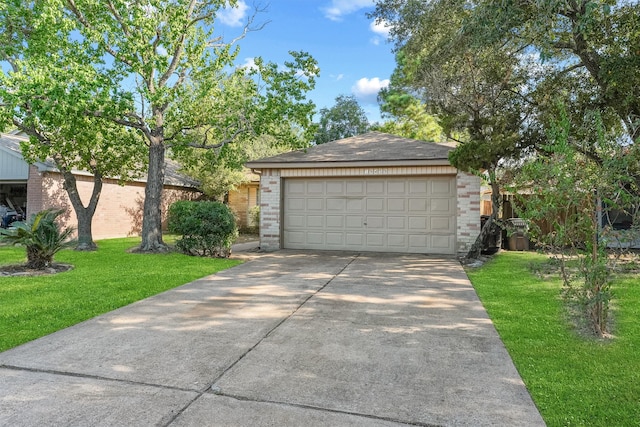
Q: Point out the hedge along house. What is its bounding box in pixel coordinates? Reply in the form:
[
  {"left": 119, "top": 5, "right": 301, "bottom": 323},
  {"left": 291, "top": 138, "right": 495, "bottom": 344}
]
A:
[
  {"left": 246, "top": 132, "right": 482, "bottom": 256},
  {"left": 0, "top": 131, "right": 201, "bottom": 238}
]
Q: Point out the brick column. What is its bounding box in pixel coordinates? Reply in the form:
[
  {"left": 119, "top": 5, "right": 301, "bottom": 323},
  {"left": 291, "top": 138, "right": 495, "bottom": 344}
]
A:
[
  {"left": 456, "top": 171, "right": 481, "bottom": 256},
  {"left": 259, "top": 169, "right": 281, "bottom": 251}
]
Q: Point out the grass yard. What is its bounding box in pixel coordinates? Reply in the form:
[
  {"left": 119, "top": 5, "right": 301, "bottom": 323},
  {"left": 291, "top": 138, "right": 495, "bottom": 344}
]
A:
[
  {"left": 467, "top": 252, "right": 640, "bottom": 426},
  {"left": 0, "top": 238, "right": 242, "bottom": 352}
]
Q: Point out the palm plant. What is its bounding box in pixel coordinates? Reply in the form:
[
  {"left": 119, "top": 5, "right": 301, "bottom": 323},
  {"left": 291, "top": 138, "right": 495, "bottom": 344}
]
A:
[{"left": 0, "top": 209, "right": 75, "bottom": 269}]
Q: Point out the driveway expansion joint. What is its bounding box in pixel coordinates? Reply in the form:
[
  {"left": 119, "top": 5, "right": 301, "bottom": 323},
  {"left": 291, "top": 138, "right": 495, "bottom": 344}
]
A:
[
  {"left": 203, "top": 389, "right": 442, "bottom": 427},
  {"left": 0, "top": 364, "right": 198, "bottom": 394}
]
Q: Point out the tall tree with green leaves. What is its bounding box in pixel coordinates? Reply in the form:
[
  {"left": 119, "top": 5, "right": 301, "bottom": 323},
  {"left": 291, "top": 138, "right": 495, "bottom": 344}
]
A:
[
  {"left": 464, "top": 0, "right": 640, "bottom": 144},
  {"left": 314, "top": 95, "right": 370, "bottom": 144},
  {"left": 0, "top": 1, "right": 146, "bottom": 250},
  {"left": 373, "top": 89, "right": 444, "bottom": 142},
  {"left": 3, "top": 1, "right": 318, "bottom": 252}
]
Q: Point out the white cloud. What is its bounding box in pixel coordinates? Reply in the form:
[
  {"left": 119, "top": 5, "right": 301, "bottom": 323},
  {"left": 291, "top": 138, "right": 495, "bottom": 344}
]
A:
[
  {"left": 370, "top": 19, "right": 391, "bottom": 37},
  {"left": 330, "top": 73, "right": 345, "bottom": 81},
  {"left": 240, "top": 57, "right": 258, "bottom": 71},
  {"left": 322, "top": 0, "right": 375, "bottom": 21},
  {"left": 352, "top": 77, "right": 390, "bottom": 104},
  {"left": 219, "top": 1, "right": 249, "bottom": 27}
]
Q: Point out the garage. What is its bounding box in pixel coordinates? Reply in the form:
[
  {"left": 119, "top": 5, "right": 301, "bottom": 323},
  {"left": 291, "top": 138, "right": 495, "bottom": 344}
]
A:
[
  {"left": 284, "top": 176, "right": 457, "bottom": 254},
  {"left": 246, "top": 132, "right": 481, "bottom": 256}
]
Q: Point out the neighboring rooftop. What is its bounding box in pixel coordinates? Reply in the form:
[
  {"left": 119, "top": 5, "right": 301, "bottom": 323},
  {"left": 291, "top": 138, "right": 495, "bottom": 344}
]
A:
[
  {"left": 0, "top": 132, "right": 198, "bottom": 188},
  {"left": 246, "top": 132, "right": 454, "bottom": 168}
]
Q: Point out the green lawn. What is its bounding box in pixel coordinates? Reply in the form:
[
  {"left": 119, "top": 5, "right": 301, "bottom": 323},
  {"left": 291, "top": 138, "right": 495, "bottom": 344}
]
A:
[
  {"left": 0, "top": 238, "right": 242, "bottom": 352},
  {"left": 467, "top": 252, "right": 640, "bottom": 426}
]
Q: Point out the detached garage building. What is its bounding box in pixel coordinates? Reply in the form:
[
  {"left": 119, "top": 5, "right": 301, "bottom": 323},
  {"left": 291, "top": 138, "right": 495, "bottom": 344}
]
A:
[{"left": 246, "top": 132, "right": 481, "bottom": 256}]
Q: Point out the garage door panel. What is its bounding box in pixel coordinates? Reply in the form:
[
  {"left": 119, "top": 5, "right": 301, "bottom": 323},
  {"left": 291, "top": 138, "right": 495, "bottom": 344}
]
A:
[
  {"left": 387, "top": 180, "right": 406, "bottom": 194},
  {"left": 307, "top": 199, "right": 323, "bottom": 210},
  {"left": 430, "top": 198, "right": 454, "bottom": 214},
  {"left": 431, "top": 235, "right": 455, "bottom": 252},
  {"left": 366, "top": 216, "right": 384, "bottom": 229},
  {"left": 366, "top": 180, "right": 385, "bottom": 194},
  {"left": 346, "top": 233, "right": 364, "bottom": 246},
  {"left": 409, "top": 217, "right": 427, "bottom": 230},
  {"left": 387, "top": 234, "right": 407, "bottom": 247},
  {"left": 388, "top": 199, "right": 406, "bottom": 211},
  {"left": 346, "top": 181, "right": 364, "bottom": 195},
  {"left": 287, "top": 215, "right": 305, "bottom": 228},
  {"left": 366, "top": 198, "right": 384, "bottom": 211},
  {"left": 387, "top": 216, "right": 406, "bottom": 229},
  {"left": 284, "top": 177, "right": 456, "bottom": 254},
  {"left": 326, "top": 181, "right": 344, "bottom": 194},
  {"left": 307, "top": 181, "right": 324, "bottom": 193},
  {"left": 326, "top": 232, "right": 343, "bottom": 245},
  {"left": 430, "top": 216, "right": 454, "bottom": 232},
  {"left": 346, "top": 216, "right": 364, "bottom": 228},
  {"left": 409, "top": 180, "right": 428, "bottom": 195},
  {"left": 346, "top": 198, "right": 364, "bottom": 211},
  {"left": 326, "top": 215, "right": 344, "bottom": 228},
  {"left": 366, "top": 234, "right": 385, "bottom": 246},
  {"left": 307, "top": 215, "right": 323, "bottom": 228},
  {"left": 326, "top": 198, "right": 345, "bottom": 210},
  {"left": 430, "top": 179, "right": 454, "bottom": 195},
  {"left": 287, "top": 198, "right": 305, "bottom": 211},
  {"left": 307, "top": 232, "right": 324, "bottom": 244},
  {"left": 285, "top": 231, "right": 306, "bottom": 244},
  {"left": 409, "top": 199, "right": 427, "bottom": 212}
]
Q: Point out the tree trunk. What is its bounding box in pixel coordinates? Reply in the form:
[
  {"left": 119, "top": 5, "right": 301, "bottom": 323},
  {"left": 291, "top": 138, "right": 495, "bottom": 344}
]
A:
[
  {"left": 59, "top": 167, "right": 100, "bottom": 251},
  {"left": 139, "top": 138, "right": 168, "bottom": 252}
]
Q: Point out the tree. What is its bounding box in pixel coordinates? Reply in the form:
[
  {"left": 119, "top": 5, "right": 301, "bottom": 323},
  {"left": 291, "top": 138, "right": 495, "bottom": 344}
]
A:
[
  {"left": 512, "top": 107, "right": 639, "bottom": 337},
  {"left": 373, "top": 90, "right": 444, "bottom": 142},
  {"left": 171, "top": 57, "right": 319, "bottom": 199},
  {"left": 10, "top": 1, "right": 318, "bottom": 253},
  {"left": 370, "top": 3, "right": 538, "bottom": 257},
  {"left": 0, "top": 1, "right": 146, "bottom": 251},
  {"left": 465, "top": 0, "right": 640, "bottom": 144},
  {"left": 314, "top": 95, "right": 369, "bottom": 144}
]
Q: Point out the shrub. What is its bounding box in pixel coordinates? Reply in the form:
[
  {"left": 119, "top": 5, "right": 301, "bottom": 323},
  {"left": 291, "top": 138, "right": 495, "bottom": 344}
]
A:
[
  {"left": 168, "top": 200, "right": 238, "bottom": 257},
  {"left": 0, "top": 208, "right": 75, "bottom": 269}
]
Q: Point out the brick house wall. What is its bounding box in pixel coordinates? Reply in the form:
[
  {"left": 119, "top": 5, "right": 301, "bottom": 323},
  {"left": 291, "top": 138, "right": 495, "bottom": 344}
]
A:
[
  {"left": 258, "top": 169, "right": 281, "bottom": 251},
  {"left": 227, "top": 182, "right": 259, "bottom": 230},
  {"left": 35, "top": 171, "right": 199, "bottom": 239},
  {"left": 456, "top": 171, "right": 482, "bottom": 255}
]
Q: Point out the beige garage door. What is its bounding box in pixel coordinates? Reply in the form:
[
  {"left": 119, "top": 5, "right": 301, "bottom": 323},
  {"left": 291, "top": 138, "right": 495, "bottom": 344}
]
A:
[{"left": 283, "top": 176, "right": 457, "bottom": 254}]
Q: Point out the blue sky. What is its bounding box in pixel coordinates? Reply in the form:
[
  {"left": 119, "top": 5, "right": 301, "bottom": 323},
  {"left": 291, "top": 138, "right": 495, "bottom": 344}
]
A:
[{"left": 218, "top": 0, "right": 396, "bottom": 123}]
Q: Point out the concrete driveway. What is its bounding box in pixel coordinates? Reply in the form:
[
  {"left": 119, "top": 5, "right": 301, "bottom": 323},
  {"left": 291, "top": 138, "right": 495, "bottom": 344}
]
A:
[{"left": 0, "top": 251, "right": 545, "bottom": 426}]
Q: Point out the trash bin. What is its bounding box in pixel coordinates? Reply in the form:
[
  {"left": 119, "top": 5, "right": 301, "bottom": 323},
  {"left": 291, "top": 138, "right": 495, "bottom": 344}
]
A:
[{"left": 507, "top": 218, "right": 529, "bottom": 251}]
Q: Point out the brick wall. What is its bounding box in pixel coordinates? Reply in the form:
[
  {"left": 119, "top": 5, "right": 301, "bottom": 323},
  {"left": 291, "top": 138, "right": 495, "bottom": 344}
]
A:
[
  {"left": 456, "top": 171, "right": 481, "bottom": 256},
  {"left": 258, "top": 169, "right": 281, "bottom": 250},
  {"left": 228, "top": 182, "right": 259, "bottom": 229},
  {"left": 39, "top": 171, "right": 199, "bottom": 240},
  {"left": 26, "top": 165, "right": 45, "bottom": 216}
]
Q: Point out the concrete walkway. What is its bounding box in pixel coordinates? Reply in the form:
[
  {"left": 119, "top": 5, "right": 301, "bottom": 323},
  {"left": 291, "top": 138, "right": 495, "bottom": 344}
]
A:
[{"left": 0, "top": 251, "right": 545, "bottom": 426}]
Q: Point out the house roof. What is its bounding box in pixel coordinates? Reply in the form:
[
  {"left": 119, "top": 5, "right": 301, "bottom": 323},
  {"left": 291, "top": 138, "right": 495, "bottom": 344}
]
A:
[
  {"left": 0, "top": 132, "right": 199, "bottom": 189},
  {"left": 246, "top": 132, "right": 454, "bottom": 169}
]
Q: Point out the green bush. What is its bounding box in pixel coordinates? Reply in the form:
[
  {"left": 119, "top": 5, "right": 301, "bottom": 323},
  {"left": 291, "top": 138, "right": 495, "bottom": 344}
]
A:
[
  {"left": 0, "top": 208, "right": 75, "bottom": 269},
  {"left": 167, "top": 200, "right": 238, "bottom": 257}
]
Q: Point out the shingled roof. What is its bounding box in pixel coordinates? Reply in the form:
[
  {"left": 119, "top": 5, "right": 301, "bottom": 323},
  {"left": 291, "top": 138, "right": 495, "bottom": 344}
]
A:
[
  {"left": 0, "top": 132, "right": 199, "bottom": 188},
  {"left": 246, "top": 132, "right": 454, "bottom": 169}
]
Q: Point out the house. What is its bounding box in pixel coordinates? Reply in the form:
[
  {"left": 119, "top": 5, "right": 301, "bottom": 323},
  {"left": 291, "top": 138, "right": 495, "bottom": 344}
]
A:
[
  {"left": 226, "top": 172, "right": 260, "bottom": 231},
  {"left": 0, "top": 131, "right": 201, "bottom": 238},
  {"left": 246, "top": 132, "right": 481, "bottom": 256}
]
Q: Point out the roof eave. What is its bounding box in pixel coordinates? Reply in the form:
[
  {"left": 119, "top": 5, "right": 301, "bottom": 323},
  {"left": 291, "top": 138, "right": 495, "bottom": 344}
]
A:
[{"left": 246, "top": 159, "right": 452, "bottom": 170}]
